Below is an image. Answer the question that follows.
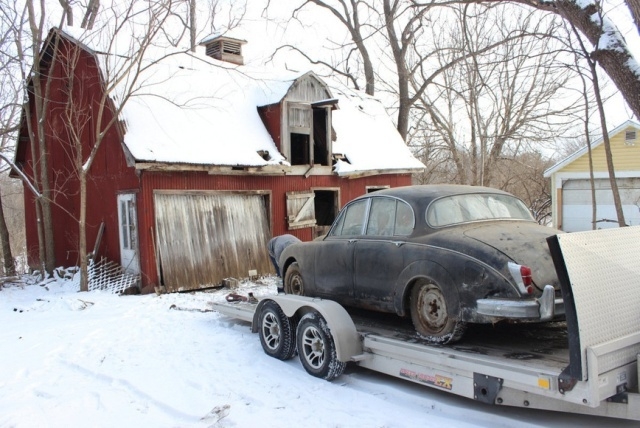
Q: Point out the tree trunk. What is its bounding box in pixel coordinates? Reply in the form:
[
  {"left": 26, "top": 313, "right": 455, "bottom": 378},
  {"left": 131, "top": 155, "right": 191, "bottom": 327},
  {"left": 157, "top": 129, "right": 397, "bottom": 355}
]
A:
[
  {"left": 189, "top": 0, "right": 196, "bottom": 52},
  {"left": 0, "top": 191, "right": 15, "bottom": 276},
  {"left": 79, "top": 172, "right": 88, "bottom": 292}
]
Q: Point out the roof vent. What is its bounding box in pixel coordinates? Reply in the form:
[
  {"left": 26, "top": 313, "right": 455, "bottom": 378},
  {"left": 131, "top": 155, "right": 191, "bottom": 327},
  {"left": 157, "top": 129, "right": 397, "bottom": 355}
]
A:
[
  {"left": 625, "top": 130, "right": 636, "bottom": 145},
  {"left": 199, "top": 34, "right": 247, "bottom": 65}
]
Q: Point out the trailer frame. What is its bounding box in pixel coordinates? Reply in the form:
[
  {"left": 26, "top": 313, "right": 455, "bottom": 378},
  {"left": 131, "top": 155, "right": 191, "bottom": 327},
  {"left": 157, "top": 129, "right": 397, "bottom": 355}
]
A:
[{"left": 211, "top": 226, "right": 640, "bottom": 421}]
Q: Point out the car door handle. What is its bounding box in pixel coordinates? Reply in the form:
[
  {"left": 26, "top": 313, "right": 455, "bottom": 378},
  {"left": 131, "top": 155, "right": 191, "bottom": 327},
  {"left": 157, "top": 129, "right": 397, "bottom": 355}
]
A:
[
  {"left": 393, "top": 241, "right": 404, "bottom": 247},
  {"left": 348, "top": 239, "right": 357, "bottom": 244}
]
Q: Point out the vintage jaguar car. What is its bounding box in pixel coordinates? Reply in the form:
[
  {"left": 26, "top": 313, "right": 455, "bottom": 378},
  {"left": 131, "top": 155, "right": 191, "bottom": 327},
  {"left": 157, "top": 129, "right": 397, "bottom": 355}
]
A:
[{"left": 278, "top": 185, "right": 564, "bottom": 344}]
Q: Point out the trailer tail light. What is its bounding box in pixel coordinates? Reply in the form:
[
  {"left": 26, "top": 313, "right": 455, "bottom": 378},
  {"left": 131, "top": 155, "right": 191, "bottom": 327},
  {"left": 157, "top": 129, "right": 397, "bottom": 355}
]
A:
[{"left": 508, "top": 262, "right": 534, "bottom": 295}]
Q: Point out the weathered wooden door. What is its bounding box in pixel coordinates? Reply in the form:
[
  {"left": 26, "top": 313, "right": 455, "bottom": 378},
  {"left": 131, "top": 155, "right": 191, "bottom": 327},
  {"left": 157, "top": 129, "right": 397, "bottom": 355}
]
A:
[
  {"left": 154, "top": 191, "right": 272, "bottom": 292},
  {"left": 117, "top": 193, "right": 140, "bottom": 275}
]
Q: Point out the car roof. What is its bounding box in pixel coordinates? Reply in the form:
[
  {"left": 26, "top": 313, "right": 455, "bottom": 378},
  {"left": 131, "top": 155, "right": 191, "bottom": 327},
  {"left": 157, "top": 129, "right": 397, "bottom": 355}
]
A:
[{"left": 359, "top": 184, "right": 511, "bottom": 202}]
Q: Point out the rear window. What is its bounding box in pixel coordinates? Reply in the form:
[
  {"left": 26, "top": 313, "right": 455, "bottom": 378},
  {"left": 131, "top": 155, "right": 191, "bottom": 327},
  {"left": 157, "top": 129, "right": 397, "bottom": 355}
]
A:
[{"left": 426, "top": 193, "right": 533, "bottom": 227}]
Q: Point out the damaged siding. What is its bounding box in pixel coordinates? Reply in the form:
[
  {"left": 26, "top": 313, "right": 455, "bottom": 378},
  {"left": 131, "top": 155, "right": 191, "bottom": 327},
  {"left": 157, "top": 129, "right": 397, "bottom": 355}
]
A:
[{"left": 154, "top": 191, "right": 272, "bottom": 292}]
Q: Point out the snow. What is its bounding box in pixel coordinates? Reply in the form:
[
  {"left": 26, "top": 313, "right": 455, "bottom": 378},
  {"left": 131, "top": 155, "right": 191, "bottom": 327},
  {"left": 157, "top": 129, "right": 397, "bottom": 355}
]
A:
[{"left": 1, "top": 275, "right": 636, "bottom": 427}]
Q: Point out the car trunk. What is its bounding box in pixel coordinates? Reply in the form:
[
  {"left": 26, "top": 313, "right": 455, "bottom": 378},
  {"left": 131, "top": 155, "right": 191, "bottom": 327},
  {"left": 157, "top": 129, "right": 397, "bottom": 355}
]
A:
[{"left": 463, "top": 222, "right": 560, "bottom": 292}]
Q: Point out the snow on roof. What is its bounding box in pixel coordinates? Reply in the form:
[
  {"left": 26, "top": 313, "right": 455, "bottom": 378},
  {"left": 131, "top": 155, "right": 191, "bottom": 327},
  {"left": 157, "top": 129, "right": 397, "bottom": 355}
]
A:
[
  {"left": 114, "top": 49, "right": 296, "bottom": 167},
  {"left": 58, "top": 26, "right": 424, "bottom": 174}
]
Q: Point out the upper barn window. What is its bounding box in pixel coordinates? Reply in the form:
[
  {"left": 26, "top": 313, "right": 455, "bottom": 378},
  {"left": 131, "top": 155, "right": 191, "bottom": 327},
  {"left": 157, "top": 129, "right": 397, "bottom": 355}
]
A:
[{"left": 283, "top": 75, "right": 337, "bottom": 167}]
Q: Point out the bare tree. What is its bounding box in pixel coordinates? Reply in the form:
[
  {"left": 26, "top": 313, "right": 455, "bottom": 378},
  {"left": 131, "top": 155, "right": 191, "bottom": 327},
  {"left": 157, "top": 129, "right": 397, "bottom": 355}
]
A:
[
  {"left": 20, "top": 0, "right": 67, "bottom": 276},
  {"left": 292, "top": 0, "right": 377, "bottom": 95},
  {"left": 413, "top": 4, "right": 581, "bottom": 189},
  {"left": 53, "top": 1, "right": 176, "bottom": 291},
  {"left": 461, "top": 0, "right": 640, "bottom": 121},
  {"left": 0, "top": 0, "right": 22, "bottom": 276},
  {"left": 564, "top": 13, "right": 627, "bottom": 227}
]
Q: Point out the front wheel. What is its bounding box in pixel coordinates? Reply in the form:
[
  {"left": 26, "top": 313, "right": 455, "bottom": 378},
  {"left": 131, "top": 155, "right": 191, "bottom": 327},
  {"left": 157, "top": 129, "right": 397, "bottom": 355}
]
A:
[
  {"left": 410, "top": 280, "right": 466, "bottom": 344},
  {"left": 258, "top": 301, "right": 296, "bottom": 360},
  {"left": 284, "top": 262, "right": 305, "bottom": 295},
  {"left": 296, "top": 312, "right": 346, "bottom": 381}
]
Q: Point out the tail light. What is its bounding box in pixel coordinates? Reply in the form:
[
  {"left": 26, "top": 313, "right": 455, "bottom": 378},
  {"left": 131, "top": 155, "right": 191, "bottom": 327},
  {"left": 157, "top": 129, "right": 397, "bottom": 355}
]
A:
[{"left": 508, "top": 262, "right": 534, "bottom": 295}]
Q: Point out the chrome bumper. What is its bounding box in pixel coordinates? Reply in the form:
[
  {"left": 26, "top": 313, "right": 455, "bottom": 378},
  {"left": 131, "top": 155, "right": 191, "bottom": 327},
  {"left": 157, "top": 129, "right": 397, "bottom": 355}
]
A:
[{"left": 476, "top": 285, "right": 564, "bottom": 321}]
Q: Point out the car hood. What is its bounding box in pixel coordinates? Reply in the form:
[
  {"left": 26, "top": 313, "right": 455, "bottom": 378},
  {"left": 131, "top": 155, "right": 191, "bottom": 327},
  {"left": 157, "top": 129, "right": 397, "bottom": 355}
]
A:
[{"left": 463, "top": 222, "right": 561, "bottom": 291}]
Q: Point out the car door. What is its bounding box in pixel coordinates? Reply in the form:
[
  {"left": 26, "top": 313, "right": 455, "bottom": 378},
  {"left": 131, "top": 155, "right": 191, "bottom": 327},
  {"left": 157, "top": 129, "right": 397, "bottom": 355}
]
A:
[
  {"left": 313, "top": 199, "right": 368, "bottom": 300},
  {"left": 354, "top": 198, "right": 414, "bottom": 311}
]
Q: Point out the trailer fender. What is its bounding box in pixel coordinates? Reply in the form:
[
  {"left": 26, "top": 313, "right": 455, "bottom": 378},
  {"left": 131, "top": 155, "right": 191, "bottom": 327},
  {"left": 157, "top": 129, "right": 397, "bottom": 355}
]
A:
[{"left": 252, "top": 295, "right": 362, "bottom": 362}]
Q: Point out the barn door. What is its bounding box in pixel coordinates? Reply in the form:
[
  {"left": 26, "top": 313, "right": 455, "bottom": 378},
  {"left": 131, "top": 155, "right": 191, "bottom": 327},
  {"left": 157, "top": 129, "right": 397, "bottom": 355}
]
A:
[
  {"left": 117, "top": 193, "right": 140, "bottom": 275},
  {"left": 154, "top": 192, "right": 272, "bottom": 292}
]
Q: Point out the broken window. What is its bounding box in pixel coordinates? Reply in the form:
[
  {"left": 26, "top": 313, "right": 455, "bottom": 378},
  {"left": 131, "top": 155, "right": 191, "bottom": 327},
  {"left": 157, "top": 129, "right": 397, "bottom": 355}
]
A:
[{"left": 286, "top": 101, "right": 334, "bottom": 166}]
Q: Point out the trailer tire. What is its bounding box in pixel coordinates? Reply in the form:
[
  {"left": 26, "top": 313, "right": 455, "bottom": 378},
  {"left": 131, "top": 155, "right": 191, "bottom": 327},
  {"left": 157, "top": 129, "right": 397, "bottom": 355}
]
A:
[
  {"left": 284, "top": 262, "right": 305, "bottom": 296},
  {"left": 410, "top": 279, "right": 466, "bottom": 344},
  {"left": 258, "top": 301, "right": 297, "bottom": 361},
  {"left": 296, "top": 312, "right": 346, "bottom": 381}
]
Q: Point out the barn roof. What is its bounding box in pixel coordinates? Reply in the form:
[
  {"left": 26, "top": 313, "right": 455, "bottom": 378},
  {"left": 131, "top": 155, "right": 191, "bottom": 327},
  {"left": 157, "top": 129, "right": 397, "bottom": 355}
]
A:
[{"left": 58, "top": 28, "right": 424, "bottom": 176}]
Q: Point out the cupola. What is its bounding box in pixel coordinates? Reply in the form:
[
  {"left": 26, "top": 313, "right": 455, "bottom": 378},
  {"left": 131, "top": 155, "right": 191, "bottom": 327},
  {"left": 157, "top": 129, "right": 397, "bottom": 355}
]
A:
[{"left": 199, "top": 33, "right": 247, "bottom": 65}]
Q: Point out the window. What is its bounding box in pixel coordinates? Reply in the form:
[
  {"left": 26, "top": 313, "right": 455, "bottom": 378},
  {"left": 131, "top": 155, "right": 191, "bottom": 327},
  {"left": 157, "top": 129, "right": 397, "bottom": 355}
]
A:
[
  {"left": 365, "top": 198, "right": 414, "bottom": 236},
  {"left": 427, "top": 193, "right": 533, "bottom": 227},
  {"left": 330, "top": 200, "right": 367, "bottom": 236},
  {"left": 366, "top": 198, "right": 395, "bottom": 236},
  {"left": 286, "top": 101, "right": 333, "bottom": 166},
  {"left": 120, "top": 199, "right": 136, "bottom": 250},
  {"left": 286, "top": 191, "right": 316, "bottom": 230},
  {"left": 625, "top": 130, "right": 637, "bottom": 145}
]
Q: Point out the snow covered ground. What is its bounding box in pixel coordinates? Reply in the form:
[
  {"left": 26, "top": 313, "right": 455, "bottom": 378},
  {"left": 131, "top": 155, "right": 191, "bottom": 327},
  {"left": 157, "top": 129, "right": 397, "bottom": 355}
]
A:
[{"left": 0, "top": 275, "right": 635, "bottom": 428}]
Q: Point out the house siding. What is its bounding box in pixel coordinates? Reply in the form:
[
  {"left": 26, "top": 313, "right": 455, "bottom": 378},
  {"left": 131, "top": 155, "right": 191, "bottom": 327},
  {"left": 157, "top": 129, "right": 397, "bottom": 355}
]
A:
[{"left": 558, "top": 128, "right": 640, "bottom": 173}]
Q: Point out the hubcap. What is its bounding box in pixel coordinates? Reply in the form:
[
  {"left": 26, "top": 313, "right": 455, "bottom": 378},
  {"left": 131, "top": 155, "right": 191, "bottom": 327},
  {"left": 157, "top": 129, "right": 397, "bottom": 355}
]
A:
[
  {"left": 301, "top": 326, "right": 324, "bottom": 369},
  {"left": 419, "top": 285, "right": 447, "bottom": 331},
  {"left": 262, "top": 312, "right": 281, "bottom": 350}
]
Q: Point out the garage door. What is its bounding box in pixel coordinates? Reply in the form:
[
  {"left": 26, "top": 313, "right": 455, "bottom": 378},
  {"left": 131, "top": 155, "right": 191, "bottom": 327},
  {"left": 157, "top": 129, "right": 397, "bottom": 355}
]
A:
[
  {"left": 154, "top": 191, "right": 272, "bottom": 292},
  {"left": 562, "top": 178, "right": 640, "bottom": 232}
]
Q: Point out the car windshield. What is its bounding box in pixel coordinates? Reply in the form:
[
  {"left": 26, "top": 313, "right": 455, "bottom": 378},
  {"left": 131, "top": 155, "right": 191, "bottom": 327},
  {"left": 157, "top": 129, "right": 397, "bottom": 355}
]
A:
[{"left": 426, "top": 193, "right": 534, "bottom": 227}]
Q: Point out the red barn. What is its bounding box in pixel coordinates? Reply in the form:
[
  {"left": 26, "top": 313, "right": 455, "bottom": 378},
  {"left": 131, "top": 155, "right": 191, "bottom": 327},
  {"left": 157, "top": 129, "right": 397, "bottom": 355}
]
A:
[{"left": 15, "top": 28, "right": 424, "bottom": 293}]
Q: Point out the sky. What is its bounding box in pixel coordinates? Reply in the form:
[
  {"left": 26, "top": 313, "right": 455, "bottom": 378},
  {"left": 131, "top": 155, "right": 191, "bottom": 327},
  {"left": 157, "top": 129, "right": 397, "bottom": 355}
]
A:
[{"left": 1, "top": 274, "right": 638, "bottom": 427}]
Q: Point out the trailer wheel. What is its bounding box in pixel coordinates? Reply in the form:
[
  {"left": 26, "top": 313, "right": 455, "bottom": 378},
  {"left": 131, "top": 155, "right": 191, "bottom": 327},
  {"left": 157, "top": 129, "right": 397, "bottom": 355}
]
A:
[
  {"left": 410, "top": 280, "right": 466, "bottom": 344},
  {"left": 284, "top": 262, "right": 305, "bottom": 295},
  {"left": 296, "top": 312, "right": 346, "bottom": 381},
  {"left": 258, "top": 301, "right": 297, "bottom": 361}
]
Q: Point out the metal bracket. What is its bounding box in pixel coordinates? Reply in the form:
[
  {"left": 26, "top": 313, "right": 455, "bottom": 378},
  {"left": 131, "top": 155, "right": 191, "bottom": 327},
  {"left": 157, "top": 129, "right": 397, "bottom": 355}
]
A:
[
  {"left": 558, "top": 373, "right": 578, "bottom": 393},
  {"left": 473, "top": 373, "right": 503, "bottom": 404},
  {"left": 607, "top": 384, "right": 629, "bottom": 403}
]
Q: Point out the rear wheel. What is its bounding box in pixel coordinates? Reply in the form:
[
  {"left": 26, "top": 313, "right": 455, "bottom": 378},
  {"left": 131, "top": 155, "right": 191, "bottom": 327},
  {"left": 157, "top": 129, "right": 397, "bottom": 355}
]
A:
[
  {"left": 284, "top": 262, "right": 305, "bottom": 295},
  {"left": 296, "top": 312, "right": 346, "bottom": 380},
  {"left": 258, "top": 301, "right": 296, "bottom": 360},
  {"left": 410, "top": 279, "right": 466, "bottom": 344}
]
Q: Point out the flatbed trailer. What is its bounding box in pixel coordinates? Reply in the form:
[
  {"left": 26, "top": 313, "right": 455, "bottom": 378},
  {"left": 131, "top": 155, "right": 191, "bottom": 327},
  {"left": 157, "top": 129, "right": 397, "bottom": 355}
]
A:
[{"left": 211, "top": 226, "right": 640, "bottom": 421}]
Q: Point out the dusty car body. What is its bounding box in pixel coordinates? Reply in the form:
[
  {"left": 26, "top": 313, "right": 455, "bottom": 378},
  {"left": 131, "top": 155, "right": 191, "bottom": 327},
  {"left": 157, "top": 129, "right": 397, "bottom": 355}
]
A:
[{"left": 278, "top": 185, "right": 564, "bottom": 344}]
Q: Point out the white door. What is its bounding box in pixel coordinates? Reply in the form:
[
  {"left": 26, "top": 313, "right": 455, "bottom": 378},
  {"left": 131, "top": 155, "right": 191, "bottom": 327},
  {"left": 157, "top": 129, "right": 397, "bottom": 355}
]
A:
[{"left": 117, "top": 193, "right": 140, "bottom": 275}]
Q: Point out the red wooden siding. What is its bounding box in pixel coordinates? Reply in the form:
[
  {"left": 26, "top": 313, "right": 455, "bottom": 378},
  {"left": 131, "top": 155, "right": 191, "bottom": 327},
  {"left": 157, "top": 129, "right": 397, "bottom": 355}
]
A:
[{"left": 20, "top": 34, "right": 140, "bottom": 271}]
